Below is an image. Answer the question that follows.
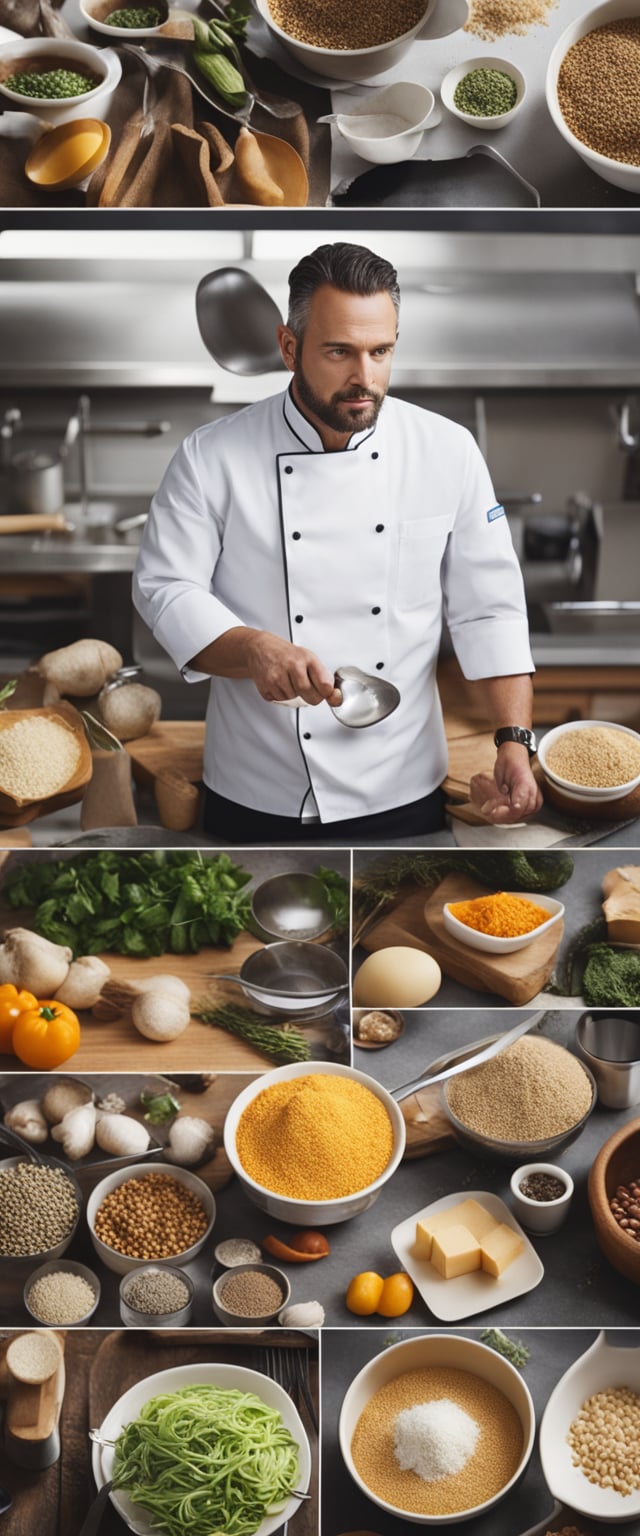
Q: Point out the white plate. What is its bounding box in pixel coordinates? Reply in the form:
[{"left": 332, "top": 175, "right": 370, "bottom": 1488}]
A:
[
  {"left": 0, "top": 26, "right": 20, "bottom": 40},
  {"left": 91, "top": 1361, "right": 311, "bottom": 1536},
  {"left": 391, "top": 1189, "right": 544, "bottom": 1322}
]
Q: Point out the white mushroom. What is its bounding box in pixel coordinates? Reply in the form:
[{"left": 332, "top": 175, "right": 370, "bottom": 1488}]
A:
[
  {"left": 4, "top": 1099, "right": 49, "bottom": 1145},
  {"left": 0, "top": 928, "right": 71, "bottom": 995},
  {"left": 51, "top": 1102, "right": 97, "bottom": 1160},
  {"left": 95, "top": 1112, "right": 151, "bottom": 1156},
  {"left": 131, "top": 989, "right": 191, "bottom": 1043},
  {"left": 166, "top": 1116, "right": 215, "bottom": 1165},
  {"left": 55, "top": 955, "right": 111, "bottom": 1010}
]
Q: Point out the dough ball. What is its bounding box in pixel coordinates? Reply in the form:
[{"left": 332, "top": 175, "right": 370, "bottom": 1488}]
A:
[{"left": 353, "top": 947, "right": 441, "bottom": 1007}]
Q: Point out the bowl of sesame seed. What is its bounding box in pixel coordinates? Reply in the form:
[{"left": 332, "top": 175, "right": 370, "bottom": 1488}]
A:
[
  {"left": 253, "top": 0, "right": 469, "bottom": 83},
  {"left": 0, "top": 38, "right": 121, "bottom": 125},
  {"left": 546, "top": 0, "right": 640, "bottom": 192},
  {"left": 537, "top": 719, "right": 640, "bottom": 803}
]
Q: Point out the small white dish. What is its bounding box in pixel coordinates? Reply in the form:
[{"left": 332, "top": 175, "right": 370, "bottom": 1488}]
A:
[
  {"left": 442, "top": 891, "right": 564, "bottom": 954},
  {"left": 322, "top": 81, "right": 440, "bottom": 164},
  {"left": 0, "top": 38, "right": 121, "bottom": 125},
  {"left": 537, "top": 718, "right": 640, "bottom": 802},
  {"left": 510, "top": 1162, "right": 574, "bottom": 1235},
  {"left": 540, "top": 1329, "right": 640, "bottom": 1524},
  {"left": 80, "top": 0, "right": 167, "bottom": 40},
  {"left": 441, "top": 55, "right": 526, "bottom": 129},
  {"left": 391, "top": 1189, "right": 544, "bottom": 1322}
]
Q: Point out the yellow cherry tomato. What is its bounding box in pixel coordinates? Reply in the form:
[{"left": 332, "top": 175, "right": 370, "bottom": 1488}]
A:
[
  {"left": 377, "top": 1272, "right": 414, "bottom": 1318},
  {"left": 0, "top": 984, "right": 37, "bottom": 1055},
  {"left": 345, "top": 1271, "right": 384, "bottom": 1316},
  {"left": 12, "top": 1000, "right": 80, "bottom": 1070}
]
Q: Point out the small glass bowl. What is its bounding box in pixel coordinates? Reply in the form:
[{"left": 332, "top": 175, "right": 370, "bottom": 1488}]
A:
[{"left": 119, "top": 1263, "right": 194, "bottom": 1327}]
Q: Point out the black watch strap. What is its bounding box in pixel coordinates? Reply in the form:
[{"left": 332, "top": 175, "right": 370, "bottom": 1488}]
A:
[{"left": 494, "top": 726, "right": 537, "bottom": 756}]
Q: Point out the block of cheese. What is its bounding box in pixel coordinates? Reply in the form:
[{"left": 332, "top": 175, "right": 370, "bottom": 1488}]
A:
[
  {"left": 415, "top": 1199, "right": 497, "bottom": 1260},
  {"left": 602, "top": 865, "right": 640, "bottom": 946},
  {"left": 480, "top": 1223, "right": 525, "bottom": 1278},
  {"left": 431, "top": 1225, "right": 482, "bottom": 1280}
]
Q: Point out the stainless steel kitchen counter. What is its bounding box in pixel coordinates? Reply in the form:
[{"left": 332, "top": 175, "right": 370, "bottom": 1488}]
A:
[{"left": 0, "top": 500, "right": 145, "bottom": 573}]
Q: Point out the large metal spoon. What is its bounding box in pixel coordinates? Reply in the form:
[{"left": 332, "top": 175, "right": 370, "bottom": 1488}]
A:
[
  {"left": 196, "top": 267, "right": 285, "bottom": 374},
  {"left": 391, "top": 1011, "right": 545, "bottom": 1101}
]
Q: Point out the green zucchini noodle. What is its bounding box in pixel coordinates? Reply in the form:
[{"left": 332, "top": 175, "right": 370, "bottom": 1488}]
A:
[{"left": 111, "top": 1384, "right": 301, "bottom": 1536}]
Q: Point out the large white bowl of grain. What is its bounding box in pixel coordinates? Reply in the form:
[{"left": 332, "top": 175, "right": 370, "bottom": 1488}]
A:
[
  {"left": 339, "top": 1332, "right": 535, "bottom": 1524},
  {"left": 224, "top": 1060, "right": 406, "bottom": 1225},
  {"left": 546, "top": 0, "right": 640, "bottom": 192},
  {"left": 537, "top": 719, "right": 640, "bottom": 803},
  {"left": 253, "top": 0, "right": 469, "bottom": 82},
  {"left": 0, "top": 704, "right": 93, "bottom": 814}
]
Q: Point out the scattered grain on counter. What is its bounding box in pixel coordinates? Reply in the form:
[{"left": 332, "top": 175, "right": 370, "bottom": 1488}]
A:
[
  {"left": 266, "top": 0, "right": 426, "bottom": 50},
  {"left": 27, "top": 1270, "right": 96, "bottom": 1325},
  {"left": 218, "top": 1269, "right": 285, "bottom": 1317},
  {"left": 0, "top": 717, "right": 81, "bottom": 799},
  {"left": 6, "top": 1330, "right": 62, "bottom": 1383},
  {"left": 464, "top": 0, "right": 555, "bottom": 41},
  {"left": 235, "top": 1074, "right": 394, "bottom": 1200},
  {"left": 93, "top": 1172, "right": 208, "bottom": 1259},
  {"left": 351, "top": 1366, "right": 523, "bottom": 1516},
  {"left": 568, "top": 1386, "right": 640, "bottom": 1496},
  {"left": 446, "top": 1035, "right": 593, "bottom": 1143},
  {"left": 0, "top": 1163, "right": 78, "bottom": 1256},
  {"left": 557, "top": 20, "right": 640, "bottom": 167},
  {"left": 122, "top": 1268, "right": 191, "bottom": 1316},
  {"left": 448, "top": 891, "right": 551, "bottom": 937},
  {"left": 546, "top": 726, "right": 640, "bottom": 788}
]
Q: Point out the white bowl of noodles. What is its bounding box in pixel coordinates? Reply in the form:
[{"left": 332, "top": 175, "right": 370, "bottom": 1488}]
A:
[{"left": 91, "top": 1361, "right": 312, "bottom": 1536}]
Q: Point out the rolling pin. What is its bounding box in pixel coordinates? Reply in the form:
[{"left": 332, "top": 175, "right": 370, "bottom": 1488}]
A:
[
  {"left": 1, "top": 1333, "right": 66, "bottom": 1469},
  {"left": 0, "top": 513, "right": 69, "bottom": 535}
]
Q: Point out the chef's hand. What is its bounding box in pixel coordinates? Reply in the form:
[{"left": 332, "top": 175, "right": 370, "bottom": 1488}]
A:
[
  {"left": 245, "top": 632, "right": 343, "bottom": 707},
  {"left": 470, "top": 744, "right": 543, "bottom": 825}
]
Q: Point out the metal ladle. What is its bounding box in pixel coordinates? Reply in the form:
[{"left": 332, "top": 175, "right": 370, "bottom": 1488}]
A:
[
  {"left": 390, "top": 1012, "right": 545, "bottom": 1101},
  {"left": 196, "top": 267, "right": 285, "bottom": 375},
  {"left": 276, "top": 667, "right": 401, "bottom": 729}
]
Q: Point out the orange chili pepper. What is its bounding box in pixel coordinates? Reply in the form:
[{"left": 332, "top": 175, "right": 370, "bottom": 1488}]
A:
[{"left": 0, "top": 984, "right": 37, "bottom": 1056}]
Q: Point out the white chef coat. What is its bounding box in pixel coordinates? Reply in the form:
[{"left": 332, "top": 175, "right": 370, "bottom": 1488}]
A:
[{"left": 133, "top": 385, "right": 534, "bottom": 823}]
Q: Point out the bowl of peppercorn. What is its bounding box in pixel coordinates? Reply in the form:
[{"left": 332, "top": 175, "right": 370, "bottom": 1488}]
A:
[
  {"left": 510, "top": 1163, "right": 574, "bottom": 1235},
  {"left": 0, "top": 38, "right": 121, "bottom": 125},
  {"left": 588, "top": 1118, "right": 640, "bottom": 1285},
  {"left": 441, "top": 55, "right": 526, "bottom": 129}
]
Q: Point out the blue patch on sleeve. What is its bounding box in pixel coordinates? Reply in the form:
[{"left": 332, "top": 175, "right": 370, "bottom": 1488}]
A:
[{"left": 486, "top": 504, "right": 505, "bottom": 522}]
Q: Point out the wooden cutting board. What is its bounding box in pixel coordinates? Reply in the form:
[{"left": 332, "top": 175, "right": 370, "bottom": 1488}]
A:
[
  {"left": 362, "top": 877, "right": 563, "bottom": 1005},
  {"left": 442, "top": 730, "right": 496, "bottom": 799},
  {"left": 125, "top": 723, "right": 205, "bottom": 789},
  {"left": 401, "top": 1084, "right": 456, "bottom": 1157}
]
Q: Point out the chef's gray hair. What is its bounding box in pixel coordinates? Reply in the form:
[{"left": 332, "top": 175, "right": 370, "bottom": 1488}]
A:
[{"left": 287, "top": 243, "right": 400, "bottom": 338}]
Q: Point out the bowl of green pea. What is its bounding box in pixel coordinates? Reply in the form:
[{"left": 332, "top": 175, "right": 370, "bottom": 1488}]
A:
[
  {"left": 0, "top": 37, "right": 122, "bottom": 124},
  {"left": 441, "top": 55, "right": 526, "bottom": 129},
  {"left": 80, "top": 0, "right": 170, "bottom": 40}
]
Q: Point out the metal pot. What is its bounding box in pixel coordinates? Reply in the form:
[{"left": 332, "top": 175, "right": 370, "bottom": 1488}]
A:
[{"left": 10, "top": 448, "right": 65, "bottom": 517}]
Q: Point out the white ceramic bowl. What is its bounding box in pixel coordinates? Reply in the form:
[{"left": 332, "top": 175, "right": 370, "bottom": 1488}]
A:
[
  {"left": 86, "top": 1161, "right": 216, "bottom": 1275},
  {"left": 537, "top": 718, "right": 640, "bottom": 802},
  {"left": 223, "top": 1060, "right": 406, "bottom": 1226},
  {"left": 91, "top": 1360, "right": 311, "bottom": 1536},
  {"left": 253, "top": 0, "right": 469, "bottom": 83},
  {"left": 442, "top": 891, "right": 564, "bottom": 954},
  {"left": 0, "top": 38, "right": 121, "bottom": 124},
  {"left": 80, "top": 0, "right": 167, "bottom": 38},
  {"left": 212, "top": 1261, "right": 291, "bottom": 1325},
  {"left": 24, "top": 1257, "right": 101, "bottom": 1326},
  {"left": 546, "top": 0, "right": 640, "bottom": 193},
  {"left": 339, "top": 1332, "right": 535, "bottom": 1525},
  {"left": 441, "top": 55, "right": 526, "bottom": 129},
  {"left": 330, "top": 81, "right": 440, "bottom": 163},
  {"left": 540, "top": 1329, "right": 640, "bottom": 1523},
  {"left": 510, "top": 1162, "right": 574, "bottom": 1235}
]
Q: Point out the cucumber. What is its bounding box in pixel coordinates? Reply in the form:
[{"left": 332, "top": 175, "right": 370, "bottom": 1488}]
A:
[{"left": 193, "top": 46, "right": 246, "bottom": 105}]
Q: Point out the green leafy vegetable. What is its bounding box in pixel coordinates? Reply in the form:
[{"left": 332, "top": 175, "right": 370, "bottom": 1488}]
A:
[
  {"left": 481, "top": 1328, "right": 530, "bottom": 1369},
  {"left": 140, "top": 1090, "right": 181, "bottom": 1123},
  {"left": 583, "top": 944, "right": 640, "bottom": 1008},
  {"left": 4, "top": 850, "right": 252, "bottom": 959},
  {"left": 194, "top": 1001, "right": 310, "bottom": 1064},
  {"left": 548, "top": 916, "right": 607, "bottom": 997},
  {"left": 111, "top": 1383, "right": 300, "bottom": 1536},
  {"left": 315, "top": 865, "right": 349, "bottom": 935}
]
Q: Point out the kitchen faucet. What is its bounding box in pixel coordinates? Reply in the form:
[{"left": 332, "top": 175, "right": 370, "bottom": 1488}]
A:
[{"left": 67, "top": 395, "right": 171, "bottom": 520}]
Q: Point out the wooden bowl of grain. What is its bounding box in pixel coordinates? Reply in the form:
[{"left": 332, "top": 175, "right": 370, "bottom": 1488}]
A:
[
  {"left": 588, "top": 1118, "right": 640, "bottom": 1285},
  {"left": 0, "top": 703, "right": 93, "bottom": 819}
]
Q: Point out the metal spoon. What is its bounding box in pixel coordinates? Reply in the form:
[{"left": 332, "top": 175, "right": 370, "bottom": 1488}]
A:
[
  {"left": 330, "top": 666, "right": 400, "bottom": 729},
  {"left": 391, "top": 1011, "right": 545, "bottom": 1101},
  {"left": 196, "top": 267, "right": 285, "bottom": 374}
]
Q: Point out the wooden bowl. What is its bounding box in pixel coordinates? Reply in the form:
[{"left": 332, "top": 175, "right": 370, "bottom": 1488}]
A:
[
  {"left": 588, "top": 1118, "right": 640, "bottom": 1284},
  {"left": 0, "top": 703, "right": 92, "bottom": 817}
]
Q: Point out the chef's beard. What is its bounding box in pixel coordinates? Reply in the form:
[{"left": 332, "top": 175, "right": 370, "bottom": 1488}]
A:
[{"left": 293, "top": 360, "right": 385, "bottom": 435}]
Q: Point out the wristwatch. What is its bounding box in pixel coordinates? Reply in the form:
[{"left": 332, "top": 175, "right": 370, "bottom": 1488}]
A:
[{"left": 494, "top": 726, "right": 538, "bottom": 756}]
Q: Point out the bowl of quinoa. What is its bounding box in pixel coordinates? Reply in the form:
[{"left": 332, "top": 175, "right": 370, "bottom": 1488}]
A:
[
  {"left": 252, "top": 0, "right": 468, "bottom": 84},
  {"left": 537, "top": 720, "right": 640, "bottom": 803},
  {"left": 224, "top": 1060, "right": 406, "bottom": 1225},
  {"left": 443, "top": 1032, "right": 596, "bottom": 1160},
  {"left": 339, "top": 1331, "right": 535, "bottom": 1523},
  {"left": 546, "top": 0, "right": 640, "bottom": 192},
  {"left": 0, "top": 704, "right": 93, "bottom": 812}
]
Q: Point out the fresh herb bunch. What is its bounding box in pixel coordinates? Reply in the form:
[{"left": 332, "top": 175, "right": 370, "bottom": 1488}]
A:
[
  {"left": 353, "top": 851, "right": 574, "bottom": 943},
  {"left": 315, "top": 865, "right": 349, "bottom": 935},
  {"left": 4, "top": 850, "right": 252, "bottom": 959},
  {"left": 194, "top": 1002, "right": 310, "bottom": 1064},
  {"left": 548, "top": 916, "right": 607, "bottom": 997},
  {"left": 140, "top": 1091, "right": 181, "bottom": 1123},
  {"left": 481, "top": 1328, "right": 530, "bottom": 1369}
]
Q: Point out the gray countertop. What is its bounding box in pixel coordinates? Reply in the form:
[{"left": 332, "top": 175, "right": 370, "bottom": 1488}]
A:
[
  {"left": 353, "top": 847, "right": 636, "bottom": 1003},
  {"left": 321, "top": 1328, "right": 640, "bottom": 1536}
]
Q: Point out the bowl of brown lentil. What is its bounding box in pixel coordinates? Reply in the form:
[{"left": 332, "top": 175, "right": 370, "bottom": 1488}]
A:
[
  {"left": 588, "top": 1119, "right": 640, "bottom": 1285},
  {"left": 86, "top": 1161, "right": 216, "bottom": 1275},
  {"left": 546, "top": 0, "right": 640, "bottom": 193},
  {"left": 540, "top": 1329, "right": 640, "bottom": 1521},
  {"left": 252, "top": 0, "right": 469, "bottom": 84},
  {"left": 212, "top": 1261, "right": 291, "bottom": 1325},
  {"left": 24, "top": 1257, "right": 101, "bottom": 1327},
  {"left": 224, "top": 1060, "right": 406, "bottom": 1225},
  {"left": 339, "top": 1331, "right": 535, "bottom": 1523},
  {"left": 537, "top": 720, "right": 640, "bottom": 803}
]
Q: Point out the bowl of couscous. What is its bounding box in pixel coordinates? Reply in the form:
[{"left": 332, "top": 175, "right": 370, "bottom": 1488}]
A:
[
  {"left": 253, "top": 0, "right": 468, "bottom": 83},
  {"left": 0, "top": 704, "right": 93, "bottom": 816},
  {"left": 537, "top": 719, "right": 640, "bottom": 803}
]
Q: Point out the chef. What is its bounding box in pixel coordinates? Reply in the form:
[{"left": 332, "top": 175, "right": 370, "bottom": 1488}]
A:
[{"left": 134, "top": 241, "right": 542, "bottom": 843}]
